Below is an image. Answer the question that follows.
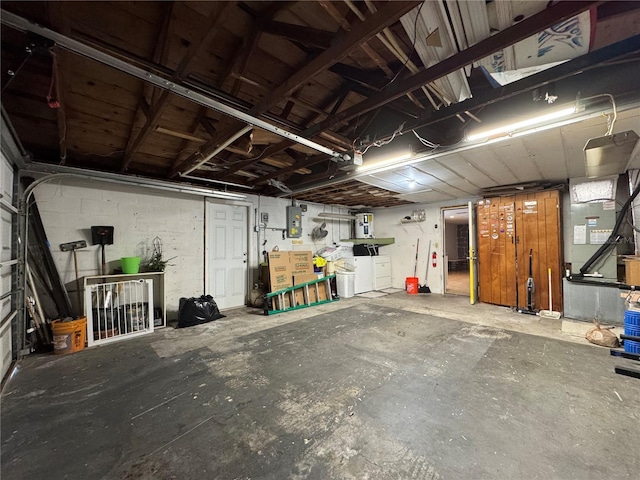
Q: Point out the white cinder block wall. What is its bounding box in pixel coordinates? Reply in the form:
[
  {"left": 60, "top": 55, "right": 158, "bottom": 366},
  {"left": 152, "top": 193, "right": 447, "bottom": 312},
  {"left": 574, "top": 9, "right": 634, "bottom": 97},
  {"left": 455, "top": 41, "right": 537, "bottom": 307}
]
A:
[
  {"left": 34, "top": 179, "right": 206, "bottom": 319},
  {"left": 372, "top": 200, "right": 475, "bottom": 293},
  {"left": 32, "top": 178, "right": 351, "bottom": 319}
]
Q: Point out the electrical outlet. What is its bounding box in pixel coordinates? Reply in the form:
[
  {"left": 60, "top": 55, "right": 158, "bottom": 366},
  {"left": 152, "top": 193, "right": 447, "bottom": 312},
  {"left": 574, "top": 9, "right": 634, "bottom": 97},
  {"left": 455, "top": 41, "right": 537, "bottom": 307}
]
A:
[{"left": 261, "top": 212, "right": 269, "bottom": 223}]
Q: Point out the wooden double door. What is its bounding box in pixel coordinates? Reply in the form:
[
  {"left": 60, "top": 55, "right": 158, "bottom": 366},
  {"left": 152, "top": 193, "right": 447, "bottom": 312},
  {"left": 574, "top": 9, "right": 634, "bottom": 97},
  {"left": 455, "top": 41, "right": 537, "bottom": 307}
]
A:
[{"left": 477, "top": 190, "right": 562, "bottom": 312}]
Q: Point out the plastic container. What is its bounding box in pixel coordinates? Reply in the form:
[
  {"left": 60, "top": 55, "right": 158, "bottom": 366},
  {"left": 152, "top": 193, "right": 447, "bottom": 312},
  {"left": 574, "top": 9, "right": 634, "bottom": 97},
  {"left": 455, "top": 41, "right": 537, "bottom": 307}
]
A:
[
  {"left": 623, "top": 310, "right": 640, "bottom": 353},
  {"left": 406, "top": 277, "right": 419, "bottom": 294},
  {"left": 121, "top": 256, "right": 141, "bottom": 274},
  {"left": 52, "top": 317, "right": 87, "bottom": 355},
  {"left": 624, "top": 340, "right": 640, "bottom": 354},
  {"left": 336, "top": 271, "right": 355, "bottom": 298}
]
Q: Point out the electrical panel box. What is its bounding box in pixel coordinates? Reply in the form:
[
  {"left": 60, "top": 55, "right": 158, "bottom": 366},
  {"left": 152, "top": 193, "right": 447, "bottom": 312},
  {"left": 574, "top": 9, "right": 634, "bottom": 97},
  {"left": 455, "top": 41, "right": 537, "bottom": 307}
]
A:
[{"left": 286, "top": 206, "right": 302, "bottom": 238}]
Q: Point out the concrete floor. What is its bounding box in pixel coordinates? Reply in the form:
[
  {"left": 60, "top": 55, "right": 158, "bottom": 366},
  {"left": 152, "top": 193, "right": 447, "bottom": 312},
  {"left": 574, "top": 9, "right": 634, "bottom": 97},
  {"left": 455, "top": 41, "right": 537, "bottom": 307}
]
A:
[{"left": 2, "top": 293, "right": 639, "bottom": 479}]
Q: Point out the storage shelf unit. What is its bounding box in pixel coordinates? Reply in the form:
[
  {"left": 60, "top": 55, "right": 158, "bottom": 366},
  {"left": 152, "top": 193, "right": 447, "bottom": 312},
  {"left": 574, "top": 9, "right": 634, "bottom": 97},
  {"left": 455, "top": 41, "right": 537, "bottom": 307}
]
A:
[{"left": 83, "top": 271, "right": 166, "bottom": 328}]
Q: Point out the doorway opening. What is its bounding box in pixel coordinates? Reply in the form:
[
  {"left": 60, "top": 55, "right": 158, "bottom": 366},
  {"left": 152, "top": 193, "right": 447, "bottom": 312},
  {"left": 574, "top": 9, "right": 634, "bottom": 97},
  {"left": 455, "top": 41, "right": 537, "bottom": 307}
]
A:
[{"left": 443, "top": 206, "right": 470, "bottom": 295}]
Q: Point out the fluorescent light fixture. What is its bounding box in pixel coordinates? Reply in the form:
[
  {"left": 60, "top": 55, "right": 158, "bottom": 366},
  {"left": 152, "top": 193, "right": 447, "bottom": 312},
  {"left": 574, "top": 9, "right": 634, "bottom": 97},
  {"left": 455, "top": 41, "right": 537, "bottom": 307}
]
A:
[
  {"left": 466, "top": 106, "right": 575, "bottom": 142},
  {"left": 357, "top": 153, "right": 412, "bottom": 173}
]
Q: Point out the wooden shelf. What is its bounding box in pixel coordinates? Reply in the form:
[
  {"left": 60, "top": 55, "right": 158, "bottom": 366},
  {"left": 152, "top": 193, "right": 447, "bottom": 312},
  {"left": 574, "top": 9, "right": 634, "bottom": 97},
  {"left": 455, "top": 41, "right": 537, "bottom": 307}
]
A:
[{"left": 341, "top": 238, "right": 395, "bottom": 245}]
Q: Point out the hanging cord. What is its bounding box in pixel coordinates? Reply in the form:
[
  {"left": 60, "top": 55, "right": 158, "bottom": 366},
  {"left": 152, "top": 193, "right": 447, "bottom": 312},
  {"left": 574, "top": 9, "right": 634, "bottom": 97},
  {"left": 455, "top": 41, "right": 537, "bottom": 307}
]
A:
[
  {"left": 47, "top": 50, "right": 60, "bottom": 109},
  {"left": 579, "top": 93, "right": 617, "bottom": 136}
]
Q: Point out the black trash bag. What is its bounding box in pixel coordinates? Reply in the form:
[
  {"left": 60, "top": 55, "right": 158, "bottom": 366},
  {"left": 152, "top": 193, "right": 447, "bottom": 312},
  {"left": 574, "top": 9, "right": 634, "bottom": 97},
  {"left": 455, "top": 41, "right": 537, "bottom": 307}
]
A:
[{"left": 177, "top": 295, "right": 225, "bottom": 328}]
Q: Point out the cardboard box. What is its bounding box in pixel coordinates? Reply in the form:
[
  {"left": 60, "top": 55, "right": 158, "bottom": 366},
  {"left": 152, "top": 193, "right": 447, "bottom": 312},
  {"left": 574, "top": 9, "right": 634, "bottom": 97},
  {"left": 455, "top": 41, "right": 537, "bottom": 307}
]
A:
[
  {"left": 289, "top": 251, "right": 314, "bottom": 276},
  {"left": 625, "top": 257, "right": 640, "bottom": 286},
  {"left": 293, "top": 274, "right": 320, "bottom": 305},
  {"left": 268, "top": 251, "right": 293, "bottom": 291},
  {"left": 293, "top": 274, "right": 329, "bottom": 304}
]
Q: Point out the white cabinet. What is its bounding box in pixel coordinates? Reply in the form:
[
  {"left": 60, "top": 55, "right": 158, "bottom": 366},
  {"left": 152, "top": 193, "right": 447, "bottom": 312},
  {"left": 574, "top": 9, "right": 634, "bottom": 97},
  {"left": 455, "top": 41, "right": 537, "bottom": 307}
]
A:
[
  {"left": 374, "top": 256, "right": 391, "bottom": 290},
  {"left": 342, "top": 255, "right": 391, "bottom": 293}
]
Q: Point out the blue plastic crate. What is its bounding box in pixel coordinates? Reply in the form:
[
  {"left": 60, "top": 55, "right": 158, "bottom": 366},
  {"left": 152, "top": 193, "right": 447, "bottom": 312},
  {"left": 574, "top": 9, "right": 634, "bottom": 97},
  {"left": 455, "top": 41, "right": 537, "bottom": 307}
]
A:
[
  {"left": 624, "top": 309, "right": 640, "bottom": 326},
  {"left": 623, "top": 339, "right": 640, "bottom": 354},
  {"left": 625, "top": 327, "right": 640, "bottom": 338}
]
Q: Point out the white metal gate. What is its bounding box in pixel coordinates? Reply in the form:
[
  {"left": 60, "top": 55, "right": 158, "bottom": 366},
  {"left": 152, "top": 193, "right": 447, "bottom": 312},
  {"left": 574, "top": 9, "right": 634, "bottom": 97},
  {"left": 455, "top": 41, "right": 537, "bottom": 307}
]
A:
[{"left": 85, "top": 279, "right": 154, "bottom": 347}]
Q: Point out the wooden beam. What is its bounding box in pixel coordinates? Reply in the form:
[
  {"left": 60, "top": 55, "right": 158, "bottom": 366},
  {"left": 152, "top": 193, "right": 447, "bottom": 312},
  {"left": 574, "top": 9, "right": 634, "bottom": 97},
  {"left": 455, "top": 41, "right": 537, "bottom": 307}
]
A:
[
  {"left": 118, "top": 2, "right": 174, "bottom": 170},
  {"left": 260, "top": 20, "right": 335, "bottom": 49},
  {"left": 170, "top": 23, "right": 264, "bottom": 177},
  {"left": 256, "top": 1, "right": 420, "bottom": 114},
  {"left": 171, "top": 2, "right": 420, "bottom": 178},
  {"left": 121, "top": 2, "right": 234, "bottom": 172},
  {"left": 254, "top": 154, "right": 328, "bottom": 184},
  {"left": 214, "top": 88, "right": 351, "bottom": 180},
  {"left": 303, "top": 0, "right": 605, "bottom": 138}
]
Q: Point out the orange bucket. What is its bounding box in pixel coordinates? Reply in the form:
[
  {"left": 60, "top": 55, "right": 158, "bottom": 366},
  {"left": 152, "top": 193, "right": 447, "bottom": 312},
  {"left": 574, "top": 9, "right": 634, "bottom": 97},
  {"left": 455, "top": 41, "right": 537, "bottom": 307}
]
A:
[
  {"left": 52, "top": 317, "right": 87, "bottom": 354},
  {"left": 405, "top": 277, "right": 419, "bottom": 294}
]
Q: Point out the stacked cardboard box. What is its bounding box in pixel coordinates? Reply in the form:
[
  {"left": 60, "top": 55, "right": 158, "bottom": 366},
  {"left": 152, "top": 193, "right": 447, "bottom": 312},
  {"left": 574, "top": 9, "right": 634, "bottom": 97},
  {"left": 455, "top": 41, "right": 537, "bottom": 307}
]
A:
[{"left": 267, "top": 251, "right": 329, "bottom": 307}]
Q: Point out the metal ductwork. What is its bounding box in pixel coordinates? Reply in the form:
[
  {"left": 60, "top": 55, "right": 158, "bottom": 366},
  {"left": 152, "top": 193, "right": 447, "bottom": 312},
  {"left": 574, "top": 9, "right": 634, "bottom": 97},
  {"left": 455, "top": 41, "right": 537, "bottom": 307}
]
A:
[{"left": 584, "top": 130, "right": 639, "bottom": 178}]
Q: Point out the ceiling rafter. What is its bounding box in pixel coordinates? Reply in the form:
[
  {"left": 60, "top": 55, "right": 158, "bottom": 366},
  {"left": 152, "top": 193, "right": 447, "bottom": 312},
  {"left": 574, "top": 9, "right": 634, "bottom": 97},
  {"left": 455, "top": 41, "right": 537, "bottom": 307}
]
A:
[
  {"left": 119, "top": 1, "right": 174, "bottom": 169},
  {"left": 120, "top": 2, "right": 234, "bottom": 172},
  {"left": 379, "top": 33, "right": 640, "bottom": 144},
  {"left": 169, "top": 0, "right": 421, "bottom": 178},
  {"left": 171, "top": 2, "right": 299, "bottom": 180},
  {"left": 319, "top": 0, "right": 394, "bottom": 78},
  {"left": 303, "top": 0, "right": 604, "bottom": 139},
  {"left": 343, "top": 0, "right": 433, "bottom": 110},
  {"left": 214, "top": 86, "right": 352, "bottom": 181}
]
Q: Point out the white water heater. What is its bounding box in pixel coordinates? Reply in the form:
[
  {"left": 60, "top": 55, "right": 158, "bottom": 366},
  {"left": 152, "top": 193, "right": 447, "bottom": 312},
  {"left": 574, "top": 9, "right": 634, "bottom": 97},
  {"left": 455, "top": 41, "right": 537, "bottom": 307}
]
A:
[{"left": 355, "top": 213, "right": 374, "bottom": 238}]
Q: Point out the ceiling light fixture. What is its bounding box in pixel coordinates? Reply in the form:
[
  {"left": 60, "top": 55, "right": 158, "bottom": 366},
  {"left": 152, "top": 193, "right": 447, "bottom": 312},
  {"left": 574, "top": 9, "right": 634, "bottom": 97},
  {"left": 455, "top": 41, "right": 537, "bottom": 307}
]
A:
[{"left": 466, "top": 106, "right": 575, "bottom": 142}]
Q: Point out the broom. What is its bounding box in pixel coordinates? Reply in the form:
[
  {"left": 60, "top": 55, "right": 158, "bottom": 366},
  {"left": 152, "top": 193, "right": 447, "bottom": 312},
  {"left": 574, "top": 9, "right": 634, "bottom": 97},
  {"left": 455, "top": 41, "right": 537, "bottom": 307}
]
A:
[
  {"left": 418, "top": 240, "right": 431, "bottom": 293},
  {"left": 539, "top": 267, "right": 561, "bottom": 319}
]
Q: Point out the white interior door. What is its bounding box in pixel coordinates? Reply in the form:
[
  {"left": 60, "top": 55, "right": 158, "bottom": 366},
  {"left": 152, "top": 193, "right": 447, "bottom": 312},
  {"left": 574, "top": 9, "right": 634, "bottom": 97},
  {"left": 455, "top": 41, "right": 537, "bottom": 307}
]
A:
[{"left": 206, "top": 202, "right": 248, "bottom": 310}]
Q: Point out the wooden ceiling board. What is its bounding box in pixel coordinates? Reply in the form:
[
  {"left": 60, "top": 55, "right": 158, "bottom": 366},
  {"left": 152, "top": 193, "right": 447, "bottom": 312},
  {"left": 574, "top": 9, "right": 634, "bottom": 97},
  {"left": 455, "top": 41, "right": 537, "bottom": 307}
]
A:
[
  {"left": 65, "top": 4, "right": 160, "bottom": 59},
  {"left": 182, "top": 1, "right": 220, "bottom": 18},
  {"left": 5, "top": 114, "right": 57, "bottom": 148},
  {"left": 66, "top": 68, "right": 142, "bottom": 106},
  {"left": 113, "top": 1, "right": 167, "bottom": 25},
  {"left": 66, "top": 115, "right": 131, "bottom": 145},
  {"left": 257, "top": 33, "right": 309, "bottom": 69},
  {"left": 4, "top": 70, "right": 54, "bottom": 104},
  {"left": 287, "top": 2, "right": 345, "bottom": 31},
  {"left": 1, "top": 92, "right": 58, "bottom": 127}
]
